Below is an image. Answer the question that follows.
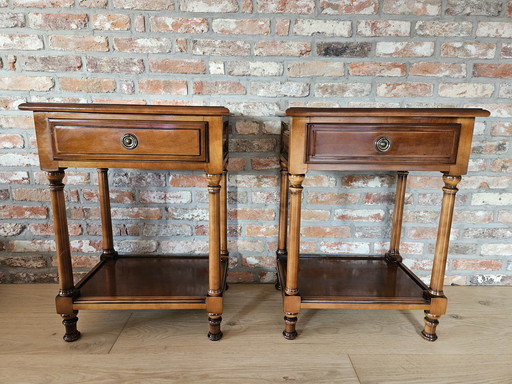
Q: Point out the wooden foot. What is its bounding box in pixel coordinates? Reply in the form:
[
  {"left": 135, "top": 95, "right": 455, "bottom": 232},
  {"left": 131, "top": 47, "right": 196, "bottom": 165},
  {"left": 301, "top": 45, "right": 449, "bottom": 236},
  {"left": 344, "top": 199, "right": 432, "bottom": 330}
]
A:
[
  {"left": 207, "top": 314, "right": 223, "bottom": 341},
  {"left": 62, "top": 314, "right": 81, "bottom": 342},
  {"left": 283, "top": 314, "right": 298, "bottom": 340},
  {"left": 421, "top": 311, "right": 440, "bottom": 342}
]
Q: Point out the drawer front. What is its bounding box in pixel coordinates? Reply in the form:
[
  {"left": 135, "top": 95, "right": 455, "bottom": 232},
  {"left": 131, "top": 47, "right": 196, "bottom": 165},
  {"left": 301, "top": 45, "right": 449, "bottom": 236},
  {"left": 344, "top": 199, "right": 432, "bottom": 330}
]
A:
[
  {"left": 49, "top": 119, "right": 208, "bottom": 162},
  {"left": 306, "top": 123, "right": 461, "bottom": 165}
]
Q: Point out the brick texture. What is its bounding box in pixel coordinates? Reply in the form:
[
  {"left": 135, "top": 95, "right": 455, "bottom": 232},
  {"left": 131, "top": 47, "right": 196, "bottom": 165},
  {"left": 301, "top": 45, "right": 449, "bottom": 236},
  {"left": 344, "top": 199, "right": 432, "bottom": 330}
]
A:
[{"left": 0, "top": 0, "right": 510, "bottom": 285}]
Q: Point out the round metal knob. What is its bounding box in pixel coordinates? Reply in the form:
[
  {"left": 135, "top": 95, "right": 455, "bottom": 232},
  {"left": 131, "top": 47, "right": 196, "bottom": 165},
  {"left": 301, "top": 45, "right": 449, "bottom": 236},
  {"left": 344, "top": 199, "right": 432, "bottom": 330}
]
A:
[
  {"left": 375, "top": 136, "right": 391, "bottom": 152},
  {"left": 121, "top": 133, "right": 138, "bottom": 150}
]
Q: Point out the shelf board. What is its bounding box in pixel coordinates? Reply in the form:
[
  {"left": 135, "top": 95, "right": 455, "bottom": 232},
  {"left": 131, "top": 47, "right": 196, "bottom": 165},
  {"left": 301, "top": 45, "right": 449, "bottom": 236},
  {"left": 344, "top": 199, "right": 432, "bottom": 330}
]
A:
[
  {"left": 277, "top": 255, "right": 430, "bottom": 310},
  {"left": 73, "top": 255, "right": 227, "bottom": 310}
]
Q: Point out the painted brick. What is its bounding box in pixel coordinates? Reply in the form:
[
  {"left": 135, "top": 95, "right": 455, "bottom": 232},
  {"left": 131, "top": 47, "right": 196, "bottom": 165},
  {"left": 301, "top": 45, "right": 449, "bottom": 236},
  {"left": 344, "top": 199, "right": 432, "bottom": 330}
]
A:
[
  {"left": 294, "top": 20, "right": 351, "bottom": 36},
  {"left": 181, "top": 0, "right": 238, "bottom": 12},
  {"left": 0, "top": 13, "right": 25, "bottom": 28},
  {"left": 376, "top": 42, "right": 434, "bottom": 57},
  {"left": 0, "top": 34, "right": 43, "bottom": 50},
  {"left": 416, "top": 21, "right": 472, "bottom": 37},
  {"left": 441, "top": 43, "right": 496, "bottom": 59},
  {"left": 315, "top": 83, "right": 371, "bottom": 97},
  {"left": 139, "top": 80, "right": 187, "bottom": 95},
  {"left": 409, "top": 62, "right": 466, "bottom": 78},
  {"left": 377, "top": 82, "right": 433, "bottom": 97},
  {"left": 257, "top": 0, "right": 314, "bottom": 14},
  {"left": 320, "top": 0, "right": 379, "bottom": 14},
  {"left": 60, "top": 77, "right": 116, "bottom": 93},
  {"left": 92, "top": 14, "right": 130, "bottom": 30},
  {"left": 49, "top": 35, "right": 108, "bottom": 52},
  {"left": 446, "top": 0, "right": 501, "bottom": 16},
  {"left": 438, "top": 83, "right": 494, "bottom": 98},
  {"left": 317, "top": 42, "right": 371, "bottom": 57},
  {"left": 357, "top": 20, "right": 410, "bottom": 37},
  {"left": 112, "top": 0, "right": 173, "bottom": 10},
  {"left": 288, "top": 62, "right": 344, "bottom": 77},
  {"left": 255, "top": 41, "right": 311, "bottom": 57},
  {"left": 474, "top": 64, "right": 512, "bottom": 79},
  {"left": 383, "top": 0, "right": 440, "bottom": 15},
  {"left": 113, "top": 38, "right": 172, "bottom": 53},
  {"left": 213, "top": 19, "right": 270, "bottom": 35},
  {"left": 13, "top": 0, "right": 73, "bottom": 6},
  {"left": 20, "top": 55, "right": 82, "bottom": 72},
  {"left": 349, "top": 62, "right": 405, "bottom": 77},
  {"left": 86, "top": 57, "right": 144, "bottom": 74},
  {"left": 193, "top": 39, "right": 251, "bottom": 56},
  {"left": 150, "top": 17, "right": 208, "bottom": 33},
  {"left": 0, "top": 76, "right": 53, "bottom": 91},
  {"left": 251, "top": 81, "right": 309, "bottom": 97},
  {"left": 28, "top": 13, "right": 87, "bottom": 30}
]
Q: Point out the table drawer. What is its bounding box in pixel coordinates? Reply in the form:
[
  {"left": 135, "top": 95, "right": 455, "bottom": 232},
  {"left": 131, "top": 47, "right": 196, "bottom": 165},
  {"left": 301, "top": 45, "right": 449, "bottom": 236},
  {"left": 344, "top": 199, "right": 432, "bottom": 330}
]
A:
[
  {"left": 49, "top": 118, "right": 208, "bottom": 162},
  {"left": 306, "top": 123, "right": 461, "bottom": 165}
]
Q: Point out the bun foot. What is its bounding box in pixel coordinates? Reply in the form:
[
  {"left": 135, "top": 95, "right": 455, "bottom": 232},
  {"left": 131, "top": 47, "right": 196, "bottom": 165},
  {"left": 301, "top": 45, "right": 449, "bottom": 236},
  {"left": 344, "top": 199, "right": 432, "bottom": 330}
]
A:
[
  {"left": 283, "top": 330, "right": 297, "bottom": 340},
  {"left": 62, "top": 315, "right": 81, "bottom": 342},
  {"left": 208, "top": 331, "right": 223, "bottom": 341},
  {"left": 422, "top": 311, "right": 440, "bottom": 342},
  {"left": 283, "top": 314, "right": 298, "bottom": 340},
  {"left": 421, "top": 329, "right": 438, "bottom": 342},
  {"left": 208, "top": 315, "right": 223, "bottom": 341}
]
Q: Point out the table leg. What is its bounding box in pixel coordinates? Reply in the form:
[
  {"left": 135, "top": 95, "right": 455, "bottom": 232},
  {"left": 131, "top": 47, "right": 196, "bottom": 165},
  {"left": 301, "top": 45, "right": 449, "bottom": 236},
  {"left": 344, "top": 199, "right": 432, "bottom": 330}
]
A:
[
  {"left": 47, "top": 169, "right": 81, "bottom": 342},
  {"left": 276, "top": 161, "right": 289, "bottom": 290},
  {"left": 422, "top": 173, "right": 461, "bottom": 341},
  {"left": 283, "top": 174, "right": 304, "bottom": 340},
  {"left": 386, "top": 171, "right": 408, "bottom": 263},
  {"left": 220, "top": 168, "right": 229, "bottom": 291},
  {"left": 206, "top": 173, "right": 223, "bottom": 341},
  {"left": 97, "top": 168, "right": 117, "bottom": 259}
]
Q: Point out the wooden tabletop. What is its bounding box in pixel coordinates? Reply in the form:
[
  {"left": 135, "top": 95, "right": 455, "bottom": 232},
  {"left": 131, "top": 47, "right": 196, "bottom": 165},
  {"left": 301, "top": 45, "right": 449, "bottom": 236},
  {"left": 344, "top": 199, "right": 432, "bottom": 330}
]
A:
[{"left": 285, "top": 107, "right": 490, "bottom": 117}]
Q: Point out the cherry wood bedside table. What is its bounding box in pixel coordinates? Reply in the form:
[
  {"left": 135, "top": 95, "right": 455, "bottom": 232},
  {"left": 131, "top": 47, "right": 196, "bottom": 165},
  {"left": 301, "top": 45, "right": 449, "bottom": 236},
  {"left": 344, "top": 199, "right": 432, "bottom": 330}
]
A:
[
  {"left": 20, "top": 103, "right": 230, "bottom": 341},
  {"left": 277, "top": 107, "right": 489, "bottom": 341}
]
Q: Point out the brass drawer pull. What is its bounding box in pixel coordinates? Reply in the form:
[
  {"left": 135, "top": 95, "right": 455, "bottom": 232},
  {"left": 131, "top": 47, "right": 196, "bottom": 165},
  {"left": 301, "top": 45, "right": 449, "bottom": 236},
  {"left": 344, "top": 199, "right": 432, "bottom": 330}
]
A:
[
  {"left": 121, "top": 133, "right": 138, "bottom": 150},
  {"left": 375, "top": 136, "right": 391, "bottom": 152}
]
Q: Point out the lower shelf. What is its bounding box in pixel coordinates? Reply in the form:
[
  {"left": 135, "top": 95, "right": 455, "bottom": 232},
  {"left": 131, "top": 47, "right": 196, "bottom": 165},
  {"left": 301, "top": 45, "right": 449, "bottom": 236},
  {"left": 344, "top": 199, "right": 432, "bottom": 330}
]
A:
[
  {"left": 277, "top": 255, "right": 431, "bottom": 310},
  {"left": 73, "top": 255, "right": 227, "bottom": 310}
]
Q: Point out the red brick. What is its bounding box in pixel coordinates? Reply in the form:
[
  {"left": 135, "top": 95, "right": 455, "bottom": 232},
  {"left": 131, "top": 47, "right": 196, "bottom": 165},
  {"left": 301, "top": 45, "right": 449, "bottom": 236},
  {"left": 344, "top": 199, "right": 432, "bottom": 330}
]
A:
[
  {"left": 490, "top": 159, "right": 512, "bottom": 172},
  {"left": 334, "top": 209, "right": 385, "bottom": 222},
  {"left": 111, "top": 207, "right": 162, "bottom": 220},
  {"left": 349, "top": 62, "right": 405, "bottom": 76},
  {"left": 383, "top": 0, "right": 441, "bottom": 15},
  {"left": 134, "top": 15, "right": 145, "bottom": 32},
  {"left": 138, "top": 80, "right": 187, "bottom": 95},
  {"left": 342, "top": 174, "right": 395, "bottom": 188},
  {"left": 92, "top": 13, "right": 130, "bottom": 30},
  {"left": 150, "top": 60, "right": 204, "bottom": 75},
  {"left": 192, "top": 39, "right": 250, "bottom": 56},
  {"left": 441, "top": 42, "right": 496, "bottom": 58},
  {"left": 228, "top": 240, "right": 265, "bottom": 253},
  {"left": 226, "top": 157, "right": 246, "bottom": 171},
  {"left": 377, "top": 82, "right": 433, "bottom": 97},
  {"left": 12, "top": 188, "right": 50, "bottom": 201},
  {"left": 0, "top": 34, "right": 42, "bottom": 50},
  {"left": 49, "top": 35, "right": 108, "bottom": 51},
  {"left": 0, "top": 223, "right": 25, "bottom": 236},
  {"left": 60, "top": 77, "right": 115, "bottom": 93},
  {"left": 276, "top": 19, "right": 290, "bottom": 35},
  {"left": 375, "top": 241, "right": 423, "bottom": 255},
  {"left": 0, "top": 255, "right": 47, "bottom": 268},
  {"left": 255, "top": 41, "right": 311, "bottom": 56},
  {"left": 321, "top": 0, "right": 378, "bottom": 14},
  {"left": 251, "top": 157, "right": 279, "bottom": 170},
  {"left": 416, "top": 21, "right": 472, "bottom": 36},
  {"left": 28, "top": 13, "right": 87, "bottom": 29},
  {"left": 228, "top": 174, "right": 278, "bottom": 188},
  {"left": 410, "top": 62, "right": 466, "bottom": 78},
  {"left": 80, "top": 0, "right": 107, "bottom": 8},
  {"left": 150, "top": 17, "right": 208, "bottom": 33},
  {"left": 439, "top": 83, "right": 494, "bottom": 98},
  {"left": 213, "top": 19, "right": 270, "bottom": 35},
  {"left": 86, "top": 57, "right": 144, "bottom": 74},
  {"left": 113, "top": 37, "right": 172, "bottom": 53},
  {"left": 0, "top": 134, "right": 24, "bottom": 149},
  {"left": 0, "top": 13, "right": 25, "bottom": 28},
  {"left": 0, "top": 98, "right": 26, "bottom": 110},
  {"left": 8, "top": 272, "right": 57, "bottom": 284},
  {"left": 227, "top": 272, "right": 254, "bottom": 283},
  {"left": 301, "top": 226, "right": 351, "bottom": 238},
  {"left": 246, "top": 225, "right": 278, "bottom": 237},
  {"left": 112, "top": 0, "right": 173, "bottom": 10},
  {"left": 357, "top": 20, "right": 410, "bottom": 36},
  {"left": 315, "top": 83, "right": 371, "bottom": 97},
  {"left": 167, "top": 207, "right": 208, "bottom": 221},
  {"left": 474, "top": 64, "right": 512, "bottom": 79},
  {"left": 446, "top": 0, "right": 501, "bottom": 16},
  {"left": 228, "top": 209, "right": 275, "bottom": 221},
  {"left": 82, "top": 189, "right": 135, "bottom": 203},
  {"left": 405, "top": 259, "right": 433, "bottom": 271},
  {"left": 453, "top": 259, "right": 502, "bottom": 270},
  {"left": 257, "top": 0, "right": 314, "bottom": 14},
  {"left": 0, "top": 76, "right": 53, "bottom": 91},
  {"left": 29, "top": 223, "right": 81, "bottom": 236},
  {"left": 243, "top": 0, "right": 253, "bottom": 12},
  {"left": 251, "top": 190, "right": 278, "bottom": 204},
  {"left": 229, "top": 138, "right": 277, "bottom": 152},
  {"left": 169, "top": 174, "right": 206, "bottom": 187},
  {"left": 9, "top": 240, "right": 54, "bottom": 253},
  {"left": 0, "top": 116, "right": 34, "bottom": 130},
  {"left": 181, "top": 0, "right": 237, "bottom": 12},
  {"left": 193, "top": 81, "right": 246, "bottom": 95},
  {"left": 307, "top": 192, "right": 359, "bottom": 205},
  {"left": 454, "top": 210, "right": 494, "bottom": 223}
]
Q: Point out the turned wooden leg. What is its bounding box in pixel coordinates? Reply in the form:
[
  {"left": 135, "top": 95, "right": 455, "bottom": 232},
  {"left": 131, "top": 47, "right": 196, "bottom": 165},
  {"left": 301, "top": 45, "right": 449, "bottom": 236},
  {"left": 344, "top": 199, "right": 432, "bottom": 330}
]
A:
[
  {"left": 97, "top": 168, "right": 117, "bottom": 259},
  {"left": 283, "top": 174, "right": 304, "bottom": 339},
  {"left": 421, "top": 173, "right": 461, "bottom": 342},
  {"left": 219, "top": 167, "right": 229, "bottom": 291},
  {"left": 276, "top": 161, "right": 290, "bottom": 291},
  {"left": 206, "top": 173, "right": 223, "bottom": 341},
  {"left": 386, "top": 171, "right": 408, "bottom": 263},
  {"left": 47, "top": 170, "right": 81, "bottom": 342}
]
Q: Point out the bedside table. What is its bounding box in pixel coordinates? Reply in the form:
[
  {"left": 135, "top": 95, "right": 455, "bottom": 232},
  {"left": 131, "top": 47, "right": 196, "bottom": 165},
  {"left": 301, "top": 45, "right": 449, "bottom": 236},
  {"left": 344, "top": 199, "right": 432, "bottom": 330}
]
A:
[
  {"left": 277, "top": 107, "right": 489, "bottom": 341},
  {"left": 20, "top": 103, "right": 230, "bottom": 341}
]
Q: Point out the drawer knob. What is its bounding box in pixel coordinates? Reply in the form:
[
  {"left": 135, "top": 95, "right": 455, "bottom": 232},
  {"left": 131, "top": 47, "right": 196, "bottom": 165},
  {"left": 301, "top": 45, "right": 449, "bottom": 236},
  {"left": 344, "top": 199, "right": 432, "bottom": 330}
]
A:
[
  {"left": 121, "top": 133, "right": 138, "bottom": 150},
  {"left": 375, "top": 136, "right": 391, "bottom": 152}
]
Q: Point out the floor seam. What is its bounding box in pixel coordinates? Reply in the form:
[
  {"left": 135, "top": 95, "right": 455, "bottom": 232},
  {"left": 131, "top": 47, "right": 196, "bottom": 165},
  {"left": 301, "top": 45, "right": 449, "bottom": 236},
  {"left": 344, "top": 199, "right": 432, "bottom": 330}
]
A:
[{"left": 107, "top": 312, "right": 133, "bottom": 354}]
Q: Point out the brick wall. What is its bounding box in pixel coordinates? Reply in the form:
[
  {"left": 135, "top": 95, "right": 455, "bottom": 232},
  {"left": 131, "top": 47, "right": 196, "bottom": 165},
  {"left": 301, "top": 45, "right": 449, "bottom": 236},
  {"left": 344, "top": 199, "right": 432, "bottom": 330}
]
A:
[{"left": 0, "top": 0, "right": 511, "bottom": 285}]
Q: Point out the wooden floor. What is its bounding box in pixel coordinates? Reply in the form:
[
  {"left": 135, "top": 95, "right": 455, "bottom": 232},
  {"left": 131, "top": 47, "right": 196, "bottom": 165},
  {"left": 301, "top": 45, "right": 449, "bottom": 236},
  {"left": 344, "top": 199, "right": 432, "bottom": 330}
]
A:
[{"left": 0, "top": 284, "right": 511, "bottom": 383}]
